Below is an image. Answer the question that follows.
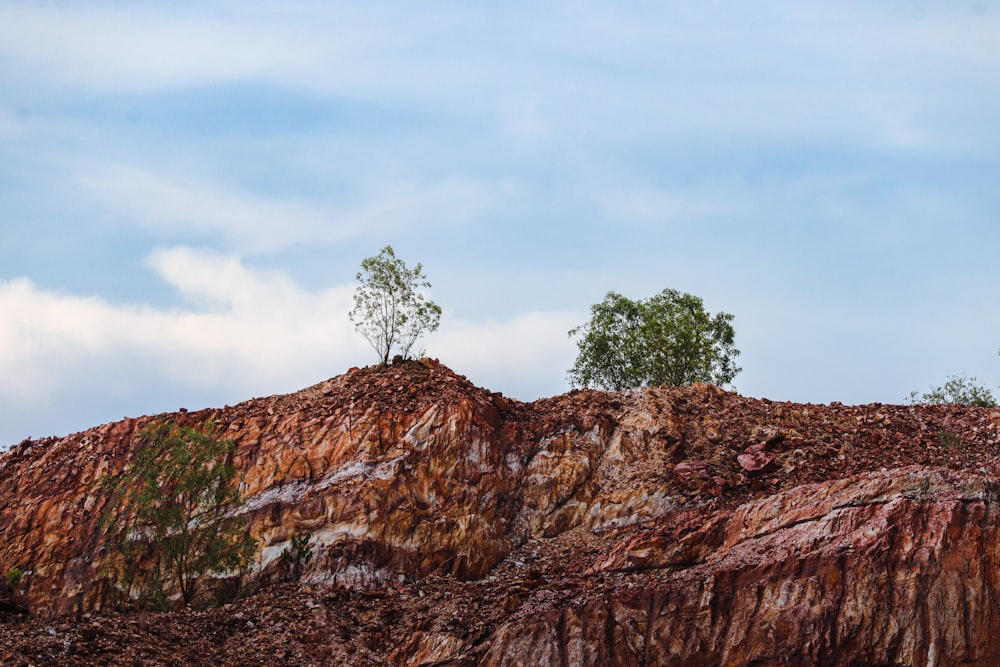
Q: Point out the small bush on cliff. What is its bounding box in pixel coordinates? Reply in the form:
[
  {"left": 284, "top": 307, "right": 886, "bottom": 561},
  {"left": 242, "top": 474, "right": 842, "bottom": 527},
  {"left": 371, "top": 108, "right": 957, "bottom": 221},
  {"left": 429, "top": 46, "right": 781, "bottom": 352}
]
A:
[
  {"left": 349, "top": 245, "right": 442, "bottom": 365},
  {"left": 568, "top": 289, "right": 741, "bottom": 391},
  {"left": 4, "top": 567, "right": 23, "bottom": 589},
  {"left": 907, "top": 373, "right": 997, "bottom": 408},
  {"left": 99, "top": 421, "right": 256, "bottom": 608},
  {"left": 280, "top": 532, "right": 314, "bottom": 581}
]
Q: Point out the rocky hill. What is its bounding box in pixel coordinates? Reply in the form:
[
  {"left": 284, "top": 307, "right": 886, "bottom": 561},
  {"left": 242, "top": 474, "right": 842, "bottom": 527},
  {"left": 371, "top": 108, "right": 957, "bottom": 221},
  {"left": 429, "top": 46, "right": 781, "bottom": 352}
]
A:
[{"left": 2, "top": 359, "right": 1000, "bottom": 665}]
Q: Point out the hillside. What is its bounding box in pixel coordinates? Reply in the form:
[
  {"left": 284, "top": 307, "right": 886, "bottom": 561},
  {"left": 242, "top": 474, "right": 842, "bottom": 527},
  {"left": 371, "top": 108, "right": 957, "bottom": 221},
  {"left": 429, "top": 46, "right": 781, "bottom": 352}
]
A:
[{"left": 2, "top": 359, "right": 1000, "bottom": 665}]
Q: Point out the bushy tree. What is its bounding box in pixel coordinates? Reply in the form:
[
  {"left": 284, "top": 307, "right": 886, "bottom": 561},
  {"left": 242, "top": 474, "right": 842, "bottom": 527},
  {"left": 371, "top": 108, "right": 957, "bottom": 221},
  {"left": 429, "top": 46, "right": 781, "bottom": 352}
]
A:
[
  {"left": 349, "top": 245, "right": 442, "bottom": 365},
  {"left": 569, "top": 289, "right": 740, "bottom": 391},
  {"left": 99, "top": 421, "right": 256, "bottom": 608},
  {"left": 907, "top": 373, "right": 997, "bottom": 408}
]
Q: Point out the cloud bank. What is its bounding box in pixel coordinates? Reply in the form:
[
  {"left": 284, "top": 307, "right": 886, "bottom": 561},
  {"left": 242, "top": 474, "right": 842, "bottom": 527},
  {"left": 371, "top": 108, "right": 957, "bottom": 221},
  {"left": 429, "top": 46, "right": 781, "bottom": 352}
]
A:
[{"left": 0, "top": 247, "right": 577, "bottom": 447}]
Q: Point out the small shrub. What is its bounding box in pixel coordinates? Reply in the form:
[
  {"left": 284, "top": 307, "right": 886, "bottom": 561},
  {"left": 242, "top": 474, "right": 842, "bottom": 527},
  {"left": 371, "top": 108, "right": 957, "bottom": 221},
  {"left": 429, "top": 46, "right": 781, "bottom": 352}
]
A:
[
  {"left": 5, "top": 567, "right": 23, "bottom": 589},
  {"left": 938, "top": 429, "right": 963, "bottom": 450},
  {"left": 280, "top": 532, "right": 314, "bottom": 581},
  {"left": 908, "top": 374, "right": 997, "bottom": 408}
]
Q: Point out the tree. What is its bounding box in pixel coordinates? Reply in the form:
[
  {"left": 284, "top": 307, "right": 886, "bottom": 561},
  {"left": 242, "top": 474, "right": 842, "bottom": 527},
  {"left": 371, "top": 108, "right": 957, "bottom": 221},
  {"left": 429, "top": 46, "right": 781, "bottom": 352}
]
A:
[
  {"left": 349, "top": 245, "right": 442, "bottom": 365},
  {"left": 99, "top": 421, "right": 256, "bottom": 608},
  {"left": 907, "top": 373, "right": 997, "bottom": 408},
  {"left": 568, "top": 289, "right": 740, "bottom": 391}
]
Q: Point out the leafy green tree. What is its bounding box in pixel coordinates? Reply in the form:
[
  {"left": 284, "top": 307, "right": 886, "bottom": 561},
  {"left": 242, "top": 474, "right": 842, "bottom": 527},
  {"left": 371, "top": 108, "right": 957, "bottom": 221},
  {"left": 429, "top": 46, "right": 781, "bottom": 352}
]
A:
[
  {"left": 569, "top": 289, "right": 740, "bottom": 391},
  {"left": 907, "top": 373, "right": 997, "bottom": 408},
  {"left": 349, "top": 245, "right": 442, "bottom": 365},
  {"left": 99, "top": 421, "right": 256, "bottom": 608}
]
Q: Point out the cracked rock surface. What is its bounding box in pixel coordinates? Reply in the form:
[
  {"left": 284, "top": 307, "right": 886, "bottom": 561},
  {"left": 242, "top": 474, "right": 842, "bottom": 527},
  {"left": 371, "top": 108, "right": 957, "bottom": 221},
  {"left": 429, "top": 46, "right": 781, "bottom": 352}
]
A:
[{"left": 3, "top": 360, "right": 1000, "bottom": 665}]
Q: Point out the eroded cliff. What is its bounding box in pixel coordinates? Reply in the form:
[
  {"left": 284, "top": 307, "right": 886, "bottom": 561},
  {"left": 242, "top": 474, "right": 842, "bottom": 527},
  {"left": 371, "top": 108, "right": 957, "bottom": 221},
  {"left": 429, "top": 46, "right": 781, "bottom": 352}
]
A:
[{"left": 2, "top": 360, "right": 1000, "bottom": 665}]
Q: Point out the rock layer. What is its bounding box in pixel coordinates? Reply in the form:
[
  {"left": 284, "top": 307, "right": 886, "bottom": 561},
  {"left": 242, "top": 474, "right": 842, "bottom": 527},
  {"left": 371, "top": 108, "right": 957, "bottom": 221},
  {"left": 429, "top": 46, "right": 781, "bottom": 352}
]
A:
[
  {"left": 485, "top": 467, "right": 1000, "bottom": 666},
  {"left": 3, "top": 360, "right": 1000, "bottom": 665}
]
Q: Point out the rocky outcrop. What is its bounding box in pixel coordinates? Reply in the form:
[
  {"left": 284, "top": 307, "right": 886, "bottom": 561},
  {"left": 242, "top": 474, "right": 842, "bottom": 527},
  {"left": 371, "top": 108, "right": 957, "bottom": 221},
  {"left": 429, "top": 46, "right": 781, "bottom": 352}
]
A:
[
  {"left": 484, "top": 467, "right": 1000, "bottom": 666},
  {"left": 2, "top": 360, "right": 1000, "bottom": 665}
]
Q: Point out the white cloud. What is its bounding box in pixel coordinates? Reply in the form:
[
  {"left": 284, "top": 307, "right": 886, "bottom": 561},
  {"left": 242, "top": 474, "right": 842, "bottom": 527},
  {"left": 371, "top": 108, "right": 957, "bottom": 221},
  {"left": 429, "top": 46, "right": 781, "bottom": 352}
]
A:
[
  {"left": 0, "top": 2, "right": 435, "bottom": 99},
  {"left": 6, "top": 1, "right": 996, "bottom": 163},
  {"left": 0, "top": 4, "right": 325, "bottom": 95},
  {"left": 592, "top": 180, "right": 743, "bottom": 227},
  {"left": 0, "top": 109, "right": 26, "bottom": 138},
  {"left": 348, "top": 180, "right": 508, "bottom": 233},
  {"left": 0, "top": 248, "right": 362, "bottom": 416},
  {"left": 77, "top": 165, "right": 512, "bottom": 253},
  {"left": 78, "top": 167, "right": 336, "bottom": 252},
  {"left": 0, "top": 247, "right": 578, "bottom": 445},
  {"left": 429, "top": 311, "right": 580, "bottom": 401},
  {"left": 499, "top": 95, "right": 552, "bottom": 144}
]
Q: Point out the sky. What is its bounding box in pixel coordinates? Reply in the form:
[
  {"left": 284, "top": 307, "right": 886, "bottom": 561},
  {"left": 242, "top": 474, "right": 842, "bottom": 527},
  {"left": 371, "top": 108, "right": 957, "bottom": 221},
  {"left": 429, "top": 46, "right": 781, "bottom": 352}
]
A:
[{"left": 2, "top": 1, "right": 999, "bottom": 448}]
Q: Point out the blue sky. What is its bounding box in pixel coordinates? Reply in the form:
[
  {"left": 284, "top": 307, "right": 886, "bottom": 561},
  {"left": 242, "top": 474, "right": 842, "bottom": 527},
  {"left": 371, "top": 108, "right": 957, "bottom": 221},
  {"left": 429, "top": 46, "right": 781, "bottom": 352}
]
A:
[{"left": 2, "top": 1, "right": 999, "bottom": 447}]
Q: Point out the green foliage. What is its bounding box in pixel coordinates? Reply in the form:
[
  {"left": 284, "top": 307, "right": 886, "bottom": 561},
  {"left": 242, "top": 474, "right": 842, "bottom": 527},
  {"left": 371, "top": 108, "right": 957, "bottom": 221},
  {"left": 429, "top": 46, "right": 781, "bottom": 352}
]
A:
[
  {"left": 349, "top": 245, "right": 442, "bottom": 365},
  {"left": 568, "top": 289, "right": 741, "bottom": 391},
  {"left": 908, "top": 373, "right": 997, "bottom": 408},
  {"left": 938, "top": 429, "right": 964, "bottom": 450},
  {"left": 5, "top": 567, "right": 23, "bottom": 589},
  {"left": 99, "top": 421, "right": 257, "bottom": 608},
  {"left": 280, "top": 532, "right": 314, "bottom": 581}
]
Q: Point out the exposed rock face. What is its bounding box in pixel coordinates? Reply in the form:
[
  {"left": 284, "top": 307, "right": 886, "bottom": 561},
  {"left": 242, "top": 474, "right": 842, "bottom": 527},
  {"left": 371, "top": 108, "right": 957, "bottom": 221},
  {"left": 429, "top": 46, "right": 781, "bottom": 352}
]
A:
[
  {"left": 2, "top": 360, "right": 1000, "bottom": 665},
  {"left": 485, "top": 468, "right": 1000, "bottom": 666}
]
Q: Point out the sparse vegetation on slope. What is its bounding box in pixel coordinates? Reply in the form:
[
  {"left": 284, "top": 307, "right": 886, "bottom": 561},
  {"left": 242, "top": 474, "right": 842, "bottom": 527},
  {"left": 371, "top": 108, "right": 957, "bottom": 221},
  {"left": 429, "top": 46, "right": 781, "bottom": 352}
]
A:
[{"left": 98, "top": 421, "right": 256, "bottom": 609}]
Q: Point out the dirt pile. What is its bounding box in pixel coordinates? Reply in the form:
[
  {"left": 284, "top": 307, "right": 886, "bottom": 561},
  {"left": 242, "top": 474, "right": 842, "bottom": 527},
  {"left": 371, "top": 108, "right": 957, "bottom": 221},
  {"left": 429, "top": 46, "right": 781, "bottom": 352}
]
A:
[{"left": 2, "top": 360, "right": 1000, "bottom": 665}]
